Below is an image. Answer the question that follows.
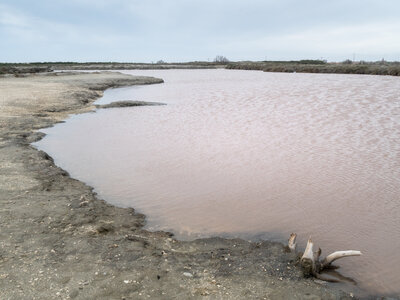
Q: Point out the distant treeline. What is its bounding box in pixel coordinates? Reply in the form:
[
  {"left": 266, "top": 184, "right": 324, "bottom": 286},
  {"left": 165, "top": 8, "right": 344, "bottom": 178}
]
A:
[
  {"left": 1, "top": 61, "right": 224, "bottom": 65},
  {"left": 226, "top": 60, "right": 400, "bottom": 76}
]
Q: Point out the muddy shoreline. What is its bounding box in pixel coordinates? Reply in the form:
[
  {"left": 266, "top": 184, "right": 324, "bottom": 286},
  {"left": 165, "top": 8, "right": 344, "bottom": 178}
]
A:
[{"left": 0, "top": 72, "right": 355, "bottom": 299}]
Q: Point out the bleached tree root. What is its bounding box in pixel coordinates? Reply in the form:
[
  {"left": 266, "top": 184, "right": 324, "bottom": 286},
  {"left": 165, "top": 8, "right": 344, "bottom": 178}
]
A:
[
  {"left": 288, "top": 233, "right": 297, "bottom": 252},
  {"left": 321, "top": 250, "right": 362, "bottom": 269},
  {"left": 290, "top": 234, "right": 362, "bottom": 280}
]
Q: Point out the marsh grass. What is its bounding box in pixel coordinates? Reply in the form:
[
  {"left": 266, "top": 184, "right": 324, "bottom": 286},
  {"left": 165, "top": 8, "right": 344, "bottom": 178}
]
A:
[
  {"left": 226, "top": 61, "right": 400, "bottom": 76},
  {"left": 2, "top": 61, "right": 400, "bottom": 76}
]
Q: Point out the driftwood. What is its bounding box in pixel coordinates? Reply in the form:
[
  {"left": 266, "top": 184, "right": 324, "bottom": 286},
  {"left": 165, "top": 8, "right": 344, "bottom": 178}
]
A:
[
  {"left": 288, "top": 233, "right": 362, "bottom": 280},
  {"left": 288, "top": 233, "right": 297, "bottom": 252}
]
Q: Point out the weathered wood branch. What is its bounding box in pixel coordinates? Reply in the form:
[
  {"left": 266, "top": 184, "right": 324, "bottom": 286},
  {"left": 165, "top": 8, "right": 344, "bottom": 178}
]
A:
[
  {"left": 289, "top": 234, "right": 362, "bottom": 280},
  {"left": 314, "top": 247, "right": 321, "bottom": 262},
  {"left": 321, "top": 250, "right": 362, "bottom": 269},
  {"left": 300, "top": 238, "right": 319, "bottom": 276},
  {"left": 288, "top": 233, "right": 297, "bottom": 252}
]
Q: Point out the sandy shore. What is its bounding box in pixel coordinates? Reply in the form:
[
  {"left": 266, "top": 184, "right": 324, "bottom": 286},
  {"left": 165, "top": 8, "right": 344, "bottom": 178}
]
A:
[{"left": 0, "top": 72, "right": 353, "bottom": 299}]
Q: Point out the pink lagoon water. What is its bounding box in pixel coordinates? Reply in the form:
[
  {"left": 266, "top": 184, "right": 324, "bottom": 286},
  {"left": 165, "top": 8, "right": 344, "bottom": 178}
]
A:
[{"left": 35, "top": 69, "right": 400, "bottom": 297}]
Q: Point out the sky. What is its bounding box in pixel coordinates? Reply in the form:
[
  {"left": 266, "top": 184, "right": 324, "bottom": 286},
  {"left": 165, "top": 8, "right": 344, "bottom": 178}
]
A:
[{"left": 1, "top": 0, "right": 400, "bottom": 63}]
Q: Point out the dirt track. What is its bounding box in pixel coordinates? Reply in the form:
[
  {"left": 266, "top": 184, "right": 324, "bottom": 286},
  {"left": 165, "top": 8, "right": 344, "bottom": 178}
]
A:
[{"left": 0, "top": 72, "right": 353, "bottom": 299}]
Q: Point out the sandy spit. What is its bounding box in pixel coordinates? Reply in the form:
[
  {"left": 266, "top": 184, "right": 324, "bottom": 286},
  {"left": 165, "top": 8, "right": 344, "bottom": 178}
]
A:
[{"left": 0, "top": 72, "right": 353, "bottom": 299}]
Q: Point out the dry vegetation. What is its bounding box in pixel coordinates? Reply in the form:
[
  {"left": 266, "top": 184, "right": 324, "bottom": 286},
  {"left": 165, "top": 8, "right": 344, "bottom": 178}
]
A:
[
  {"left": 0, "top": 64, "right": 51, "bottom": 75},
  {"left": 2, "top": 60, "right": 400, "bottom": 76},
  {"left": 226, "top": 60, "right": 400, "bottom": 76},
  {"left": 0, "top": 61, "right": 226, "bottom": 72}
]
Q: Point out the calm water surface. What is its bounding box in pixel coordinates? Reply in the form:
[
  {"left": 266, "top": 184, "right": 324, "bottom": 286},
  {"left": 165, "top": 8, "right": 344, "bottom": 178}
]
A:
[{"left": 35, "top": 70, "right": 400, "bottom": 297}]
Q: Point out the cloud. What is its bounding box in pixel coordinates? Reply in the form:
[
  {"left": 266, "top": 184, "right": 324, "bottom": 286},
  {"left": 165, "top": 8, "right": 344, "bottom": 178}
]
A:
[
  {"left": 0, "top": 6, "right": 29, "bottom": 27},
  {"left": 0, "top": 4, "right": 47, "bottom": 41},
  {"left": 0, "top": 3, "right": 131, "bottom": 46},
  {"left": 1, "top": 1, "right": 400, "bottom": 62},
  {"left": 207, "top": 19, "right": 400, "bottom": 61},
  {"left": 271, "top": 21, "right": 400, "bottom": 59}
]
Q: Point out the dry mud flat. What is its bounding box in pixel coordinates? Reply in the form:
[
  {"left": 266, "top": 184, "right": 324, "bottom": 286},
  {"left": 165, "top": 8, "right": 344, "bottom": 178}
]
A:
[{"left": 0, "top": 72, "right": 353, "bottom": 299}]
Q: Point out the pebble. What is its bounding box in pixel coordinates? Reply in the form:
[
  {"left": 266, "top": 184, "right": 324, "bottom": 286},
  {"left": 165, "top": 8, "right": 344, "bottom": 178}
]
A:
[
  {"left": 69, "top": 290, "right": 79, "bottom": 298},
  {"left": 183, "top": 272, "right": 193, "bottom": 278},
  {"left": 313, "top": 279, "right": 326, "bottom": 285}
]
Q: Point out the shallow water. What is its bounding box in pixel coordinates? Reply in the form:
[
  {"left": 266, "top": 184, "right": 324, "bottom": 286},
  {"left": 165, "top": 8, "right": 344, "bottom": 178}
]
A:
[{"left": 35, "top": 69, "right": 400, "bottom": 297}]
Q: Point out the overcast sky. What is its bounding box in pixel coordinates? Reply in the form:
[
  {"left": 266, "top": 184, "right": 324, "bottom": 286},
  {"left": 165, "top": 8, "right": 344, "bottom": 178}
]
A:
[{"left": 1, "top": 0, "right": 400, "bottom": 62}]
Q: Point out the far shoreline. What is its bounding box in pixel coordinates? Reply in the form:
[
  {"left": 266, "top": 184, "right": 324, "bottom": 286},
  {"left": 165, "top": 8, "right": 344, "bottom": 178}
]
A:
[{"left": 2, "top": 59, "right": 400, "bottom": 77}]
